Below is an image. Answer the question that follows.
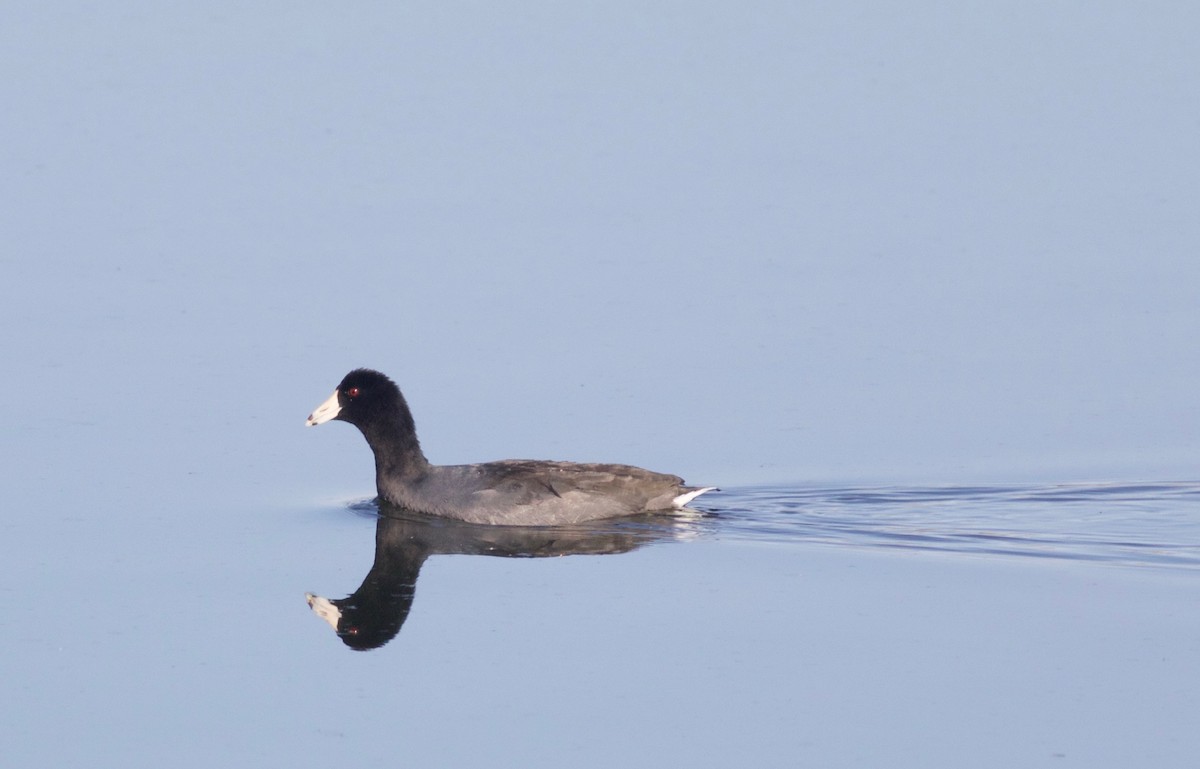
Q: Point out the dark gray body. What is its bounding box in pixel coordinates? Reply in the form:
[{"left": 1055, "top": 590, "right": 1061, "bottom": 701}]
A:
[{"left": 378, "top": 459, "right": 698, "bottom": 525}]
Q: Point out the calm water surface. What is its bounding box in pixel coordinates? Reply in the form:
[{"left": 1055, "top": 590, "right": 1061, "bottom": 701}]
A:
[
  {"left": 7, "top": 4, "right": 1200, "bottom": 765},
  {"left": 281, "top": 483, "right": 1200, "bottom": 768},
  {"left": 5, "top": 468, "right": 1199, "bottom": 768},
  {"left": 311, "top": 481, "right": 1200, "bottom": 654}
]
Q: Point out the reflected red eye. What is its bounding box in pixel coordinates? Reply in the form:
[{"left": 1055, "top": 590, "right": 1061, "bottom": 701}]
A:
[{"left": 346, "top": 387, "right": 360, "bottom": 398}]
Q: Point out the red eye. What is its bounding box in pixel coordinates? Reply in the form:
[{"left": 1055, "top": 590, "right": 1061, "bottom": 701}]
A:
[{"left": 346, "top": 387, "right": 360, "bottom": 398}]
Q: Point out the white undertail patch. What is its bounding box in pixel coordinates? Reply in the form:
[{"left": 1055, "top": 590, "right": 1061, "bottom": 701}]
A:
[{"left": 672, "top": 486, "right": 718, "bottom": 508}]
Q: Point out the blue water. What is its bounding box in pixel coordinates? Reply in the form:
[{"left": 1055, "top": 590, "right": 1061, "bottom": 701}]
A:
[
  {"left": 270, "top": 484, "right": 1200, "bottom": 768},
  {"left": 706, "top": 482, "right": 1200, "bottom": 568},
  {"left": 301, "top": 482, "right": 1200, "bottom": 656},
  {"left": 5, "top": 3, "right": 1200, "bottom": 767},
  {"left": 4, "top": 458, "right": 1199, "bottom": 767}
]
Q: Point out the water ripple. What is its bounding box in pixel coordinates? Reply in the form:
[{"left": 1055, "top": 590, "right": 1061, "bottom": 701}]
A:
[{"left": 701, "top": 482, "right": 1200, "bottom": 570}]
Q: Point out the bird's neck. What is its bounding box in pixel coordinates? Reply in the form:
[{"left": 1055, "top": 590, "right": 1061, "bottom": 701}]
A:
[{"left": 359, "top": 408, "right": 431, "bottom": 484}]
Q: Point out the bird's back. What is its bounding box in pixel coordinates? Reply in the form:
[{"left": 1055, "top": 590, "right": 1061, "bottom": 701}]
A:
[{"left": 381, "top": 460, "right": 691, "bottom": 525}]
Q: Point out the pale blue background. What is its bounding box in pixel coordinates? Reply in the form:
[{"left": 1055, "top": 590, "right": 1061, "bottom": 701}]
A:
[
  {"left": 3, "top": 3, "right": 1199, "bottom": 767},
  {"left": 6, "top": 2, "right": 1198, "bottom": 488}
]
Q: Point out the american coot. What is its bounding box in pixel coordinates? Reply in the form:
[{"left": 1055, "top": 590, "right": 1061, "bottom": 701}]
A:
[{"left": 306, "top": 369, "right": 716, "bottom": 525}]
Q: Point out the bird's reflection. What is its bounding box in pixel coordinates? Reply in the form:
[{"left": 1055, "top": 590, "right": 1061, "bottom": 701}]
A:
[{"left": 305, "top": 501, "right": 701, "bottom": 651}]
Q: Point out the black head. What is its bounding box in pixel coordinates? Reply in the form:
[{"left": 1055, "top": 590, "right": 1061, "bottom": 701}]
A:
[
  {"left": 307, "top": 367, "right": 427, "bottom": 481},
  {"left": 306, "top": 368, "right": 404, "bottom": 429}
]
